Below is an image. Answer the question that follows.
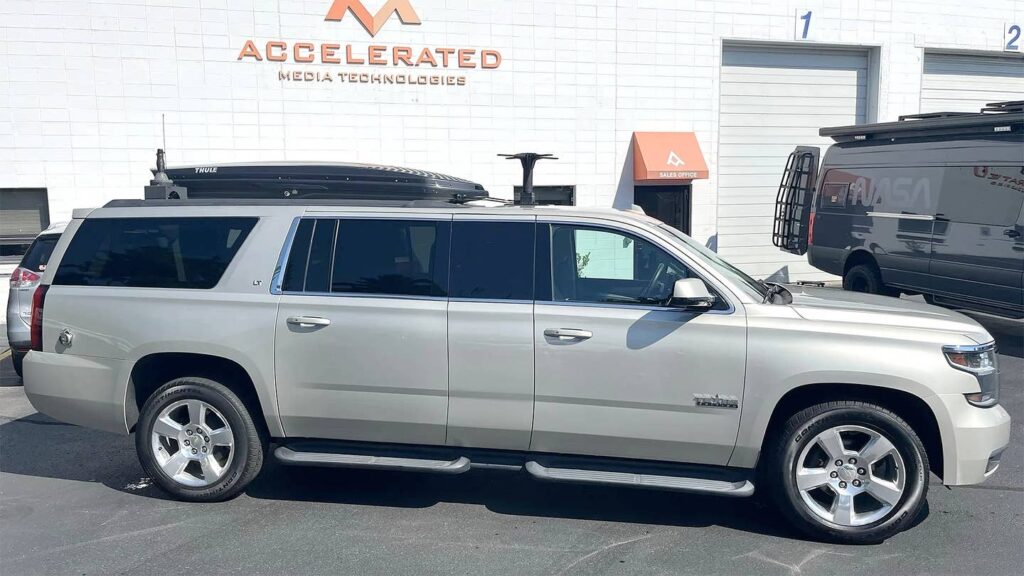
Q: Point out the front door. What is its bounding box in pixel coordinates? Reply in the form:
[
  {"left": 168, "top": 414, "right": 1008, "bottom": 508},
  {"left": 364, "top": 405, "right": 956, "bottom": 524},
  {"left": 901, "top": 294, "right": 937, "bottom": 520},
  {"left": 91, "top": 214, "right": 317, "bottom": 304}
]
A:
[
  {"left": 531, "top": 222, "right": 747, "bottom": 466},
  {"left": 274, "top": 216, "right": 452, "bottom": 445}
]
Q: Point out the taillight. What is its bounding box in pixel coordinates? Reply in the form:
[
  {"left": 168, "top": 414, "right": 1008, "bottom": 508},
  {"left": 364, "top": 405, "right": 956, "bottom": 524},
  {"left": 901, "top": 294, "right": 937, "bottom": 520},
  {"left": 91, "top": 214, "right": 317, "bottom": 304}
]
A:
[
  {"left": 30, "top": 285, "right": 49, "bottom": 351},
  {"left": 807, "top": 209, "right": 816, "bottom": 247},
  {"left": 9, "top": 267, "right": 41, "bottom": 289}
]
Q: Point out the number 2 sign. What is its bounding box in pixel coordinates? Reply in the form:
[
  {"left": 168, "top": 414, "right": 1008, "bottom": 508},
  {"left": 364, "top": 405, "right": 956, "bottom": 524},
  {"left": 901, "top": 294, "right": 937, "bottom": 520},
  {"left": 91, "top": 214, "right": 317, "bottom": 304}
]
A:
[{"left": 1006, "top": 23, "right": 1021, "bottom": 51}]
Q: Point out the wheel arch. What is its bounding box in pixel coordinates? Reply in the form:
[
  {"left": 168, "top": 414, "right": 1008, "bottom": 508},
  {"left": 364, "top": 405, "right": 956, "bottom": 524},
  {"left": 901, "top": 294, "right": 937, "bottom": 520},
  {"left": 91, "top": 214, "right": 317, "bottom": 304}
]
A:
[
  {"left": 126, "top": 352, "right": 273, "bottom": 439},
  {"left": 842, "top": 249, "right": 879, "bottom": 275},
  {"left": 758, "top": 383, "right": 944, "bottom": 480}
]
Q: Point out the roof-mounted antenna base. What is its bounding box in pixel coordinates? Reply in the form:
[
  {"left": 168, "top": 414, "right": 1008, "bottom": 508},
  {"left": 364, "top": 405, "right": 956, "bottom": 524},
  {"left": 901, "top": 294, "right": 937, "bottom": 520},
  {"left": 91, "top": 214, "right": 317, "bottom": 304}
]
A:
[
  {"left": 145, "top": 148, "right": 189, "bottom": 200},
  {"left": 499, "top": 152, "right": 557, "bottom": 206}
]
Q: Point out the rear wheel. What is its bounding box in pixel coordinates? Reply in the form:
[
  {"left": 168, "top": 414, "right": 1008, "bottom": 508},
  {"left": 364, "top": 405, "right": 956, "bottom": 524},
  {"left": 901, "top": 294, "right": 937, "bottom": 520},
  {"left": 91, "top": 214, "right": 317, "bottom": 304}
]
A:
[
  {"left": 135, "top": 377, "right": 265, "bottom": 502},
  {"left": 768, "top": 401, "right": 929, "bottom": 544},
  {"left": 843, "top": 263, "right": 898, "bottom": 297}
]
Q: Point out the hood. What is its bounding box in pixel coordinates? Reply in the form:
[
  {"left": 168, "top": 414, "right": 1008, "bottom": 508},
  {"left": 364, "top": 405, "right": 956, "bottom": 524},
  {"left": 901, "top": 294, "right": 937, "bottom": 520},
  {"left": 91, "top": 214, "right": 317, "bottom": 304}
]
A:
[{"left": 785, "top": 286, "right": 993, "bottom": 344}]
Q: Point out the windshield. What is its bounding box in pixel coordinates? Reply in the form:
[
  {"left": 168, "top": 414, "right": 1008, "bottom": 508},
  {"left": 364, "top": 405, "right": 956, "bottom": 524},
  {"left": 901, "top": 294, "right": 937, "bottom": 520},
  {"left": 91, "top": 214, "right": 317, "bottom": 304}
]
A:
[{"left": 657, "top": 224, "right": 769, "bottom": 300}]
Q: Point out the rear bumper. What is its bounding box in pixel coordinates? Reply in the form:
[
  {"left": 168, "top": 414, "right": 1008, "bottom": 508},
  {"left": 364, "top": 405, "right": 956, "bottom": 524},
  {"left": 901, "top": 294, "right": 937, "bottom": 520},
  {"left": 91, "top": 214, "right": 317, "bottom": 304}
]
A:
[
  {"left": 929, "top": 393, "right": 1011, "bottom": 485},
  {"left": 23, "top": 351, "right": 129, "bottom": 435}
]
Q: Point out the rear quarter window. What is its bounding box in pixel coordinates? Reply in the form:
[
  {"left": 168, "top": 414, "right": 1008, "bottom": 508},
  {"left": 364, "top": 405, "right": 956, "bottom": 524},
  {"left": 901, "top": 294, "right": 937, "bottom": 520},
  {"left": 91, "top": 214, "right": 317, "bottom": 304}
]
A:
[{"left": 53, "top": 217, "right": 257, "bottom": 289}]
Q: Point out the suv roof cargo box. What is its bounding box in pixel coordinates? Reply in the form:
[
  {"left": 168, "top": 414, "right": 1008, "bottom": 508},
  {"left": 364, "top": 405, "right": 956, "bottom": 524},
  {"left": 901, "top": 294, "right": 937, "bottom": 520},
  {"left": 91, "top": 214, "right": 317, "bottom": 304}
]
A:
[{"left": 145, "top": 153, "right": 490, "bottom": 203}]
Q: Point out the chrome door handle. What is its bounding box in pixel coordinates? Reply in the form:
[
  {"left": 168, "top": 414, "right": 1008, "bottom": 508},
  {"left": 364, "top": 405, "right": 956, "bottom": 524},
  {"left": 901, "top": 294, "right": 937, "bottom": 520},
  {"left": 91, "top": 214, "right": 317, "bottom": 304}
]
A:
[
  {"left": 544, "top": 328, "right": 593, "bottom": 340},
  {"left": 287, "top": 316, "right": 331, "bottom": 328}
]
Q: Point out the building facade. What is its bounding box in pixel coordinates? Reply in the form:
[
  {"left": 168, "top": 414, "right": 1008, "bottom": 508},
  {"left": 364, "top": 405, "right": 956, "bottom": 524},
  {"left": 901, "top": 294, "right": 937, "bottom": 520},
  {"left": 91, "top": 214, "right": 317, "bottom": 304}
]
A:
[{"left": 2, "top": 0, "right": 1023, "bottom": 280}]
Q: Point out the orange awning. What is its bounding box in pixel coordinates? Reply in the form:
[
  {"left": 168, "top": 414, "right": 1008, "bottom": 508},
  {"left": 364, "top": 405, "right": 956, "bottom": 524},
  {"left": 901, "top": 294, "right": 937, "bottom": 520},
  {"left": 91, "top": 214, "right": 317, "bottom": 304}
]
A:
[{"left": 632, "top": 132, "right": 708, "bottom": 182}]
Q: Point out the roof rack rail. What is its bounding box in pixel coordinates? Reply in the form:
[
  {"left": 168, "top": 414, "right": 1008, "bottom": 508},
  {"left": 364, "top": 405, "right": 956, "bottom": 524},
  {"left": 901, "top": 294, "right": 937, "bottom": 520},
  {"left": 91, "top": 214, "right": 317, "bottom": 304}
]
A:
[
  {"left": 981, "top": 100, "right": 1024, "bottom": 114},
  {"left": 821, "top": 100, "right": 1024, "bottom": 143},
  {"left": 142, "top": 150, "right": 491, "bottom": 203}
]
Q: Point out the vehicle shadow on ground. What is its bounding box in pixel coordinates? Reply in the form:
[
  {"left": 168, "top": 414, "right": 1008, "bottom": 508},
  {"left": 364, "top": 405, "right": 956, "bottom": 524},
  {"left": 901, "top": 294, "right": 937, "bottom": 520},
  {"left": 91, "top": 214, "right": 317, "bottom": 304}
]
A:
[
  {"left": 0, "top": 411, "right": 828, "bottom": 541},
  {"left": 963, "top": 312, "right": 1024, "bottom": 359}
]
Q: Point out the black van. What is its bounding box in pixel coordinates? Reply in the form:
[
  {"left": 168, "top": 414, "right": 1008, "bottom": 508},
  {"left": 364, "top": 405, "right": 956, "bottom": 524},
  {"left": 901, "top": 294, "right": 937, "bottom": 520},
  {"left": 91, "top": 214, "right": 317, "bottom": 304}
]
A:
[{"left": 774, "top": 101, "right": 1024, "bottom": 319}]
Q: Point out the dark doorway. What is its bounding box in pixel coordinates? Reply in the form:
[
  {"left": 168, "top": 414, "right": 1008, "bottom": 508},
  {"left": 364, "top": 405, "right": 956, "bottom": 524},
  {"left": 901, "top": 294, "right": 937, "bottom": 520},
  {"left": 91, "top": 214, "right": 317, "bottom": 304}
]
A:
[
  {"left": 514, "top": 186, "right": 575, "bottom": 206},
  {"left": 634, "top": 185, "right": 691, "bottom": 234}
]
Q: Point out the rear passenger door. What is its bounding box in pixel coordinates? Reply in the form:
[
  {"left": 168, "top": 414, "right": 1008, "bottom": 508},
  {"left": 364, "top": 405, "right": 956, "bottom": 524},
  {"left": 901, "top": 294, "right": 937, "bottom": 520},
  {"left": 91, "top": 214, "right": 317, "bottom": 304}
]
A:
[
  {"left": 930, "top": 166, "right": 1024, "bottom": 309},
  {"left": 445, "top": 216, "right": 537, "bottom": 450},
  {"left": 273, "top": 215, "right": 452, "bottom": 444}
]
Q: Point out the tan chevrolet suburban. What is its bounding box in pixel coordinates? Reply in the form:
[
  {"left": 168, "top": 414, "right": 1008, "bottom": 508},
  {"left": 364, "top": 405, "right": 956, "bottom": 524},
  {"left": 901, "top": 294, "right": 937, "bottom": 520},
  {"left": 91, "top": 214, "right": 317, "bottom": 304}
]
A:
[{"left": 22, "top": 195, "right": 1010, "bottom": 544}]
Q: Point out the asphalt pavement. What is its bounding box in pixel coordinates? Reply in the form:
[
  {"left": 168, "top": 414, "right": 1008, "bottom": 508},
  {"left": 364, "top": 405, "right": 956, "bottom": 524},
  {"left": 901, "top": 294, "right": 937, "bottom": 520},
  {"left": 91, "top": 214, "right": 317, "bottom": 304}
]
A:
[{"left": 0, "top": 310, "right": 1021, "bottom": 576}]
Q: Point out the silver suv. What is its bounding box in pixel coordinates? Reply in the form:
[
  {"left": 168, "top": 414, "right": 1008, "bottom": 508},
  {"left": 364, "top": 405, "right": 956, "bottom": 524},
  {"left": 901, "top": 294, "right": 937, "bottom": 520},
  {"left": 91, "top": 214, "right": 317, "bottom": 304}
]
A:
[{"left": 23, "top": 199, "right": 1010, "bottom": 544}]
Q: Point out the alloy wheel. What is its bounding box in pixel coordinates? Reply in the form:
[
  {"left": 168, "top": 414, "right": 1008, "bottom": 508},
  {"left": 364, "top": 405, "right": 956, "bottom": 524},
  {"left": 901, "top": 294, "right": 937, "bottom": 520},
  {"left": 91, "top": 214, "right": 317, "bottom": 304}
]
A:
[
  {"left": 794, "top": 424, "right": 906, "bottom": 527},
  {"left": 150, "top": 399, "right": 235, "bottom": 487}
]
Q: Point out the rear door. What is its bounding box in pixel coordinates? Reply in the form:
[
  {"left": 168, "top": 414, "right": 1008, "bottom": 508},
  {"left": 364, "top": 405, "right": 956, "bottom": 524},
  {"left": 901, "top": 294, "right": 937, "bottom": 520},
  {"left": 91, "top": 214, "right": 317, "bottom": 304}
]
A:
[
  {"left": 445, "top": 216, "right": 537, "bottom": 450},
  {"left": 930, "top": 165, "right": 1024, "bottom": 310},
  {"left": 273, "top": 215, "right": 452, "bottom": 444}
]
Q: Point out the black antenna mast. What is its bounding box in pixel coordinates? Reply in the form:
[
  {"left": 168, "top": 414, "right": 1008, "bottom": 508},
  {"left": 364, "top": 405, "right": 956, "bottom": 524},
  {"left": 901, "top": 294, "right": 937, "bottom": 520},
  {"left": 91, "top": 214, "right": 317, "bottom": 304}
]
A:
[{"left": 499, "top": 152, "right": 557, "bottom": 206}]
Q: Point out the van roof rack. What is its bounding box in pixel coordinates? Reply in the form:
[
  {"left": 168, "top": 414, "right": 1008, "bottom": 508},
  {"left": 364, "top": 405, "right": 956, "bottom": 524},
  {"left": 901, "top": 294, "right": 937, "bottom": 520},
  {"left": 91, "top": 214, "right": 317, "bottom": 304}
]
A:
[
  {"left": 144, "top": 150, "right": 491, "bottom": 203},
  {"left": 821, "top": 100, "right": 1024, "bottom": 142}
]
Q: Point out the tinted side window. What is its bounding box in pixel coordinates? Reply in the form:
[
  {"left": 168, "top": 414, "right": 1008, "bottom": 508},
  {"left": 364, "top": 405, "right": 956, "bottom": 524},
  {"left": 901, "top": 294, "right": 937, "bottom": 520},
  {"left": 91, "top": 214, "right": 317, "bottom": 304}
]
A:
[
  {"left": 937, "top": 166, "right": 1024, "bottom": 226},
  {"left": 332, "top": 219, "right": 450, "bottom": 297},
  {"left": 304, "top": 219, "right": 337, "bottom": 293},
  {"left": 281, "top": 219, "right": 314, "bottom": 292},
  {"left": 823, "top": 166, "right": 943, "bottom": 216},
  {"left": 54, "top": 217, "right": 256, "bottom": 289},
  {"left": 550, "top": 224, "right": 701, "bottom": 306},
  {"left": 450, "top": 221, "right": 534, "bottom": 300}
]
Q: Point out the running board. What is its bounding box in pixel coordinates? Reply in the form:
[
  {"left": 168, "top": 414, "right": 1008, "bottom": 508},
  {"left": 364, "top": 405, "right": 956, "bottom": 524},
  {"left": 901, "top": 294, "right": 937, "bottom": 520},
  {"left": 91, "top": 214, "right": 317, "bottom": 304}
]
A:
[
  {"left": 524, "top": 461, "right": 755, "bottom": 497},
  {"left": 274, "top": 446, "right": 471, "bottom": 474}
]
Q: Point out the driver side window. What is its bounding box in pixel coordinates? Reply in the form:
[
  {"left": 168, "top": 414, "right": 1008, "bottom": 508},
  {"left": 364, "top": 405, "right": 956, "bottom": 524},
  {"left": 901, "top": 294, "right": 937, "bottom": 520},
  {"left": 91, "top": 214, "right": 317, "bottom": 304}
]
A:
[{"left": 550, "top": 224, "right": 691, "bottom": 306}]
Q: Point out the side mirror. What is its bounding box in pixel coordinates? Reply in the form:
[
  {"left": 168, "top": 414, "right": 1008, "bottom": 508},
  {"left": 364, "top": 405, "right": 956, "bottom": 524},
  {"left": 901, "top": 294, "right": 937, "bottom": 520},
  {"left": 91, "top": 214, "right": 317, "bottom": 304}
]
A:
[{"left": 670, "top": 278, "right": 716, "bottom": 311}]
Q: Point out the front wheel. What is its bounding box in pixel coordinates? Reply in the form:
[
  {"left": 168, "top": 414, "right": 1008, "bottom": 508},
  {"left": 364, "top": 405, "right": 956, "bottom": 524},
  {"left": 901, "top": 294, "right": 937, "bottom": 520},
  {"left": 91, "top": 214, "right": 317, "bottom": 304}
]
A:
[
  {"left": 767, "top": 401, "right": 929, "bottom": 544},
  {"left": 135, "top": 377, "right": 265, "bottom": 502}
]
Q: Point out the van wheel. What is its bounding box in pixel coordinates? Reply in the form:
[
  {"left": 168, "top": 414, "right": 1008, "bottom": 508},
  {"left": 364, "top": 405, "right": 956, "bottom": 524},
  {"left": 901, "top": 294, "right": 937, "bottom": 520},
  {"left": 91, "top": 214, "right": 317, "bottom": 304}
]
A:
[
  {"left": 135, "top": 377, "right": 265, "bottom": 502},
  {"left": 767, "top": 401, "right": 928, "bottom": 544},
  {"left": 843, "top": 264, "right": 898, "bottom": 297}
]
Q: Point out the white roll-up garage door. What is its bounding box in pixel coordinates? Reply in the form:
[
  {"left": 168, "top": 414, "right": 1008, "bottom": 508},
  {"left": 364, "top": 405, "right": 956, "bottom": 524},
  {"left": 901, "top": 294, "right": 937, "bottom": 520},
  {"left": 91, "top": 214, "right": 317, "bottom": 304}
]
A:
[
  {"left": 921, "top": 52, "right": 1024, "bottom": 114},
  {"left": 718, "top": 45, "right": 869, "bottom": 282}
]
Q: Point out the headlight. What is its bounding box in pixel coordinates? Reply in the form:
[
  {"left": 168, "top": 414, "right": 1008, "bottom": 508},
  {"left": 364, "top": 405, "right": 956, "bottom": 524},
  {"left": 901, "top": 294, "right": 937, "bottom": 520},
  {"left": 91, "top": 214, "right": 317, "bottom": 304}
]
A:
[{"left": 943, "top": 343, "right": 999, "bottom": 407}]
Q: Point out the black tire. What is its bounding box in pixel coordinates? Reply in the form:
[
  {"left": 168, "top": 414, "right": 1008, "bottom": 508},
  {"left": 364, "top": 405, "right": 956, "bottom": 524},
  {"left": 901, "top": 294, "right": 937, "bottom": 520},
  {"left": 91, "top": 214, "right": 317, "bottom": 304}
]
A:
[
  {"left": 135, "top": 377, "right": 265, "bottom": 502},
  {"left": 11, "top": 350, "right": 25, "bottom": 380},
  {"left": 843, "top": 263, "right": 898, "bottom": 297},
  {"left": 766, "top": 401, "right": 929, "bottom": 544}
]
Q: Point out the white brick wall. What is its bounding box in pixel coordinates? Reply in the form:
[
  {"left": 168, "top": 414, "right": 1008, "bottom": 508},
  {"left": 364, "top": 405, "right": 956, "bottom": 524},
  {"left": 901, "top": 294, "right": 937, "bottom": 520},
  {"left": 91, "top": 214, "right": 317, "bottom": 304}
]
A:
[{"left": 2, "top": 0, "right": 1022, "bottom": 245}]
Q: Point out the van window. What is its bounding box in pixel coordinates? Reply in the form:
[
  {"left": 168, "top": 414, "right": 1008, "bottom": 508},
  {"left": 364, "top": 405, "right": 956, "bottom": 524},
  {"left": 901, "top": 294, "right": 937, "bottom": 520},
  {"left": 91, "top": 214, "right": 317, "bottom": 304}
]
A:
[
  {"left": 937, "top": 166, "right": 1024, "bottom": 226},
  {"left": 282, "top": 218, "right": 450, "bottom": 297},
  {"left": 450, "top": 221, "right": 534, "bottom": 300},
  {"left": 549, "top": 224, "right": 702, "bottom": 307},
  {"left": 54, "top": 217, "right": 256, "bottom": 289},
  {"left": 821, "top": 166, "right": 943, "bottom": 216}
]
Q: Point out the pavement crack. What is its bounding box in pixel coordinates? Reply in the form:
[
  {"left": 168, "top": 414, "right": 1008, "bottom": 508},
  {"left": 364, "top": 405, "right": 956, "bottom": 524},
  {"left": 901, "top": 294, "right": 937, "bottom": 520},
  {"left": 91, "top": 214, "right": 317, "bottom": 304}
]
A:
[{"left": 552, "top": 532, "right": 656, "bottom": 576}]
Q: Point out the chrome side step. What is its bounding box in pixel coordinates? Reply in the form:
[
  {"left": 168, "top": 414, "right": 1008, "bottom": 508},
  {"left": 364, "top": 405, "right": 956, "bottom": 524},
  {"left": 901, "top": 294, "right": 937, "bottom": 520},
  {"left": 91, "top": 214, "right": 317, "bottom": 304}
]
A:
[
  {"left": 524, "top": 461, "right": 755, "bottom": 497},
  {"left": 274, "top": 446, "right": 471, "bottom": 474}
]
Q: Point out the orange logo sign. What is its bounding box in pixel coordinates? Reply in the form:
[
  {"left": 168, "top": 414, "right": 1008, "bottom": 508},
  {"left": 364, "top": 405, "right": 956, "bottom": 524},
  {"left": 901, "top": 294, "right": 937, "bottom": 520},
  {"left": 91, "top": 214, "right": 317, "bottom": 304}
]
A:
[{"left": 325, "top": 0, "right": 422, "bottom": 36}]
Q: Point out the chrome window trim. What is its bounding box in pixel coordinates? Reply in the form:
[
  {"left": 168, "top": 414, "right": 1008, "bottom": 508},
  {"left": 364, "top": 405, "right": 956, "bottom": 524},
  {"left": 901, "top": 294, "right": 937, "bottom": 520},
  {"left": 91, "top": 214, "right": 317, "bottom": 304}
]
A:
[
  {"left": 448, "top": 297, "right": 534, "bottom": 305},
  {"left": 535, "top": 218, "right": 738, "bottom": 315},
  {"left": 270, "top": 217, "right": 302, "bottom": 295},
  {"left": 539, "top": 298, "right": 735, "bottom": 315},
  {"left": 278, "top": 290, "right": 448, "bottom": 303}
]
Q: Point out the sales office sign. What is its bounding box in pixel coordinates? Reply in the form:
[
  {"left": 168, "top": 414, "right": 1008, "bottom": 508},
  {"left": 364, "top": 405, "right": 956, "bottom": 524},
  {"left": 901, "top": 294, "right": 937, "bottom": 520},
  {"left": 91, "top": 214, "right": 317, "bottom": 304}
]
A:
[{"left": 237, "top": 0, "right": 503, "bottom": 87}]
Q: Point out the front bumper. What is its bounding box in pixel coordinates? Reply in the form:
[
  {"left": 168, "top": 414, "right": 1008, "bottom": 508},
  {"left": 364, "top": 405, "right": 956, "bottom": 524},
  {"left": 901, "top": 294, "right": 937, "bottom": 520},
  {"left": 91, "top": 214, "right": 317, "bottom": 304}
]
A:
[
  {"left": 23, "top": 351, "right": 129, "bottom": 435},
  {"left": 928, "top": 393, "right": 1011, "bottom": 485}
]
